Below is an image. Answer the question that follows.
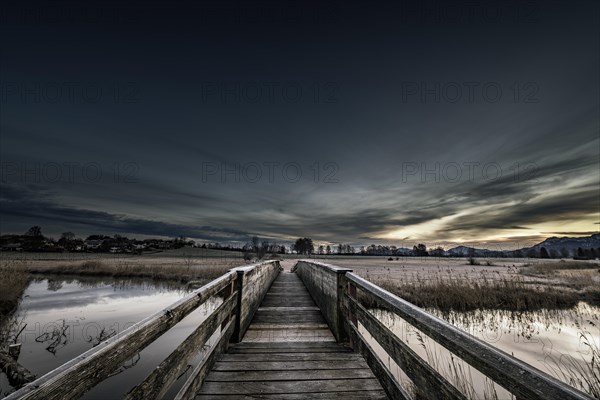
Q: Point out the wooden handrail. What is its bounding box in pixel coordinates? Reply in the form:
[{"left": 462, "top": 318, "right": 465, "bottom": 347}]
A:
[
  {"left": 294, "top": 260, "right": 592, "bottom": 400},
  {"left": 6, "top": 260, "right": 281, "bottom": 400},
  {"left": 345, "top": 272, "right": 593, "bottom": 400}
]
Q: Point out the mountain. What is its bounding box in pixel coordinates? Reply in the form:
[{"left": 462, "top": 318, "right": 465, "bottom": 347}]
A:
[
  {"left": 446, "top": 233, "right": 600, "bottom": 258},
  {"left": 525, "top": 233, "right": 600, "bottom": 257}
]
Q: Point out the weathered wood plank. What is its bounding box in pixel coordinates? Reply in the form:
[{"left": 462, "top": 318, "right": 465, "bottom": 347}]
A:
[
  {"left": 125, "top": 294, "right": 237, "bottom": 400},
  {"left": 204, "top": 368, "right": 375, "bottom": 382},
  {"left": 241, "top": 329, "right": 335, "bottom": 342},
  {"left": 195, "top": 391, "right": 389, "bottom": 399},
  {"left": 212, "top": 360, "right": 368, "bottom": 371},
  {"left": 173, "top": 318, "right": 235, "bottom": 400},
  {"left": 5, "top": 271, "right": 237, "bottom": 400},
  {"left": 227, "top": 346, "right": 351, "bottom": 354},
  {"left": 346, "top": 273, "right": 592, "bottom": 400},
  {"left": 246, "top": 323, "right": 330, "bottom": 330},
  {"left": 346, "top": 295, "right": 466, "bottom": 400},
  {"left": 232, "top": 341, "right": 346, "bottom": 349},
  {"left": 347, "top": 321, "right": 411, "bottom": 400},
  {"left": 217, "top": 352, "right": 358, "bottom": 362},
  {"left": 199, "top": 378, "right": 384, "bottom": 395}
]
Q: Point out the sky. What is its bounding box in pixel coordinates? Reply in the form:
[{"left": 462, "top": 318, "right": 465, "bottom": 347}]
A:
[{"left": 0, "top": 0, "right": 599, "bottom": 250}]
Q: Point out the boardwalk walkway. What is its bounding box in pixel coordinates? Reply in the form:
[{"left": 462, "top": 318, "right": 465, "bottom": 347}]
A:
[{"left": 197, "top": 271, "right": 388, "bottom": 399}]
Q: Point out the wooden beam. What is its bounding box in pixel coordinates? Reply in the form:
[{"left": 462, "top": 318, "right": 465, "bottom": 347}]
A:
[
  {"left": 347, "top": 321, "right": 411, "bottom": 400},
  {"left": 5, "top": 271, "right": 237, "bottom": 400},
  {"left": 173, "top": 318, "right": 236, "bottom": 400},
  {"left": 125, "top": 293, "right": 237, "bottom": 400},
  {"left": 347, "top": 294, "right": 466, "bottom": 400},
  {"left": 346, "top": 272, "right": 592, "bottom": 400}
]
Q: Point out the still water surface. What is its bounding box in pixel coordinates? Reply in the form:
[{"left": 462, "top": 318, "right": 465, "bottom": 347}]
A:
[{"left": 1, "top": 276, "right": 220, "bottom": 399}]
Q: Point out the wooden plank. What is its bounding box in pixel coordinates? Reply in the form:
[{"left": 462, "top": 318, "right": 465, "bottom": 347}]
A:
[
  {"left": 232, "top": 341, "right": 348, "bottom": 349},
  {"left": 241, "top": 329, "right": 335, "bottom": 342},
  {"left": 256, "top": 306, "right": 320, "bottom": 311},
  {"left": 196, "top": 391, "right": 388, "bottom": 399},
  {"left": 125, "top": 294, "right": 237, "bottom": 399},
  {"left": 347, "top": 322, "right": 411, "bottom": 400},
  {"left": 212, "top": 360, "right": 368, "bottom": 371},
  {"left": 218, "top": 352, "right": 358, "bottom": 362},
  {"left": 204, "top": 368, "right": 375, "bottom": 381},
  {"left": 346, "top": 295, "right": 466, "bottom": 400},
  {"left": 173, "top": 318, "right": 235, "bottom": 400},
  {"left": 5, "top": 271, "right": 237, "bottom": 400},
  {"left": 227, "top": 346, "right": 351, "bottom": 354},
  {"left": 260, "top": 298, "right": 316, "bottom": 307},
  {"left": 247, "top": 323, "right": 330, "bottom": 330},
  {"left": 346, "top": 272, "right": 592, "bottom": 400},
  {"left": 199, "top": 378, "right": 384, "bottom": 395}
]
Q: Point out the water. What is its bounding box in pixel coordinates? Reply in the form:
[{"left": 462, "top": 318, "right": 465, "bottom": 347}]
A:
[
  {"left": 1, "top": 276, "right": 220, "bottom": 399},
  {"left": 365, "top": 302, "right": 600, "bottom": 398}
]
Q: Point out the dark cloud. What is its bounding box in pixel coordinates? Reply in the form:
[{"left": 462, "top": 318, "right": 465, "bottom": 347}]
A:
[{"left": 0, "top": 0, "right": 598, "bottom": 247}]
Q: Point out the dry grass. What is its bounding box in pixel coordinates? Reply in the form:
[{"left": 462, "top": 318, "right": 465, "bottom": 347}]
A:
[
  {"left": 24, "top": 260, "right": 233, "bottom": 284},
  {"left": 368, "top": 271, "right": 583, "bottom": 313},
  {"left": 543, "top": 328, "right": 600, "bottom": 398},
  {"left": 522, "top": 260, "right": 600, "bottom": 275},
  {"left": 0, "top": 260, "right": 30, "bottom": 320},
  {"left": 0, "top": 260, "right": 30, "bottom": 353}
]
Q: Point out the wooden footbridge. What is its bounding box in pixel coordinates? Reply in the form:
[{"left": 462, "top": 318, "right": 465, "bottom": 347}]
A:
[{"left": 5, "top": 260, "right": 592, "bottom": 399}]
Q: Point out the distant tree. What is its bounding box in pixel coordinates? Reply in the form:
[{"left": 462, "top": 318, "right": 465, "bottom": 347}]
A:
[
  {"left": 318, "top": 245, "right": 324, "bottom": 255},
  {"left": 292, "top": 238, "right": 314, "bottom": 255},
  {"left": 540, "top": 247, "right": 549, "bottom": 258},
  {"left": 257, "top": 240, "right": 270, "bottom": 259},
  {"left": 251, "top": 236, "right": 260, "bottom": 252},
  {"left": 412, "top": 243, "right": 428, "bottom": 256},
  {"left": 61, "top": 232, "right": 75, "bottom": 241},
  {"left": 430, "top": 246, "right": 445, "bottom": 257},
  {"left": 326, "top": 245, "right": 331, "bottom": 255},
  {"left": 58, "top": 232, "right": 77, "bottom": 251},
  {"left": 25, "top": 226, "right": 42, "bottom": 237}
]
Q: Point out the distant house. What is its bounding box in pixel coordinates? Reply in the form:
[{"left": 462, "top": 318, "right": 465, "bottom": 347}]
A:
[
  {"left": 1, "top": 243, "right": 22, "bottom": 252},
  {"left": 84, "top": 239, "right": 104, "bottom": 249}
]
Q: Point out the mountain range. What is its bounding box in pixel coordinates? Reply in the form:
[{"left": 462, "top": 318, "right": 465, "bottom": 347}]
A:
[{"left": 444, "top": 233, "right": 600, "bottom": 258}]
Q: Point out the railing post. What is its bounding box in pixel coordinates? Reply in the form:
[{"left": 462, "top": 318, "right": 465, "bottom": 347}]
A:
[
  {"left": 335, "top": 270, "right": 351, "bottom": 344},
  {"left": 230, "top": 270, "right": 244, "bottom": 343},
  {"left": 220, "top": 280, "right": 234, "bottom": 330},
  {"left": 347, "top": 280, "right": 358, "bottom": 349}
]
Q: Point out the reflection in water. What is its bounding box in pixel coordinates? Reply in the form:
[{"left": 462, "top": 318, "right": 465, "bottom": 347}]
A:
[
  {"left": 106, "top": 353, "right": 141, "bottom": 379},
  {"left": 367, "top": 302, "right": 600, "bottom": 398},
  {"left": 0, "top": 276, "right": 194, "bottom": 397},
  {"left": 34, "top": 319, "right": 70, "bottom": 355},
  {"left": 85, "top": 326, "right": 117, "bottom": 347}
]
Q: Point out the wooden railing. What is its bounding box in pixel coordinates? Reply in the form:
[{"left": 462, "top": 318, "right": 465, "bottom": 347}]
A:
[
  {"left": 295, "top": 260, "right": 593, "bottom": 400},
  {"left": 5, "top": 260, "right": 280, "bottom": 400}
]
